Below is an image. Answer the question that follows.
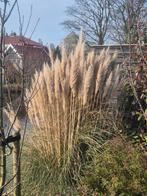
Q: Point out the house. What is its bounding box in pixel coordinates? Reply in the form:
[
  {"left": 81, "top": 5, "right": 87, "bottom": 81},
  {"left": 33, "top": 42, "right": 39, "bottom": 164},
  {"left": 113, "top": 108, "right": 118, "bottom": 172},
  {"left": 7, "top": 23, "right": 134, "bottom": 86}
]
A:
[
  {"left": 62, "top": 32, "right": 147, "bottom": 64},
  {"left": 4, "top": 35, "right": 50, "bottom": 87},
  {"left": 61, "top": 32, "right": 79, "bottom": 53},
  {"left": 88, "top": 43, "right": 147, "bottom": 66}
]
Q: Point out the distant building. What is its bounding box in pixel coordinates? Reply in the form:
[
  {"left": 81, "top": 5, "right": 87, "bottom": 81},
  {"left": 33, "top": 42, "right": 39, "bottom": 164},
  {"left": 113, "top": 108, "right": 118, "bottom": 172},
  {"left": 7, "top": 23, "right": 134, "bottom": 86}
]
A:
[
  {"left": 61, "top": 32, "right": 79, "bottom": 53},
  {"left": 62, "top": 32, "right": 147, "bottom": 66},
  {"left": 4, "top": 35, "right": 50, "bottom": 86},
  {"left": 88, "top": 43, "right": 147, "bottom": 65}
]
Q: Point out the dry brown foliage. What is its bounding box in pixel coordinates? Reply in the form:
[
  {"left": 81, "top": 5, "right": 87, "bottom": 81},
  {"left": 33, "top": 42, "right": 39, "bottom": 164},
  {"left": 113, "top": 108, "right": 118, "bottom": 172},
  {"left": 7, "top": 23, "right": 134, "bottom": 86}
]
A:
[{"left": 26, "top": 34, "right": 119, "bottom": 165}]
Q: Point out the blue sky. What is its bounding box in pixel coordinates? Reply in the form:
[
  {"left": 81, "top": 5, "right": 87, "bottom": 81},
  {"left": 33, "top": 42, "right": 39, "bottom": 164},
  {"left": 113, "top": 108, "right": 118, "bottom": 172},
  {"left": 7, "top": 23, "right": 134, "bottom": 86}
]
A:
[{"left": 5, "top": 0, "right": 73, "bottom": 46}]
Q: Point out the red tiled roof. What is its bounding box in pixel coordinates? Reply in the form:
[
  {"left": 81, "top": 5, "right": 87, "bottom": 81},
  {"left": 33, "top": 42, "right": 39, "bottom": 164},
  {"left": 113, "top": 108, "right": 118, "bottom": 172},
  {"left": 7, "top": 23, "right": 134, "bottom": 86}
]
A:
[
  {"left": 4, "top": 36, "right": 43, "bottom": 47},
  {"left": 4, "top": 35, "right": 50, "bottom": 64}
]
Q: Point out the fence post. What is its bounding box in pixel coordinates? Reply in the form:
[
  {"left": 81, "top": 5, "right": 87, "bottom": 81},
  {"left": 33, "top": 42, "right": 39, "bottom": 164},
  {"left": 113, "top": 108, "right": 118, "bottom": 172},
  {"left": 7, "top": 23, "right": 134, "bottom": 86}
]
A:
[
  {"left": 13, "top": 132, "right": 21, "bottom": 196},
  {"left": 0, "top": 144, "right": 6, "bottom": 195}
]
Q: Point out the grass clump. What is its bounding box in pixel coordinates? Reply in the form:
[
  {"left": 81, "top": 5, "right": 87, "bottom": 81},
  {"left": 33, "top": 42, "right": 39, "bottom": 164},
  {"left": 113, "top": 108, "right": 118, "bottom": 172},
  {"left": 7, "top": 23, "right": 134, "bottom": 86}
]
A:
[{"left": 22, "top": 34, "right": 119, "bottom": 195}]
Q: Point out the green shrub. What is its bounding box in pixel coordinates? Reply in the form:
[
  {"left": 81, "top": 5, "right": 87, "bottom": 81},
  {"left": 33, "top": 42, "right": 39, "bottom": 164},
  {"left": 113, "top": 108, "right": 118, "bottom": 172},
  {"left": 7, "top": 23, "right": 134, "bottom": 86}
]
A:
[
  {"left": 118, "top": 52, "right": 147, "bottom": 150},
  {"left": 80, "top": 136, "right": 147, "bottom": 195}
]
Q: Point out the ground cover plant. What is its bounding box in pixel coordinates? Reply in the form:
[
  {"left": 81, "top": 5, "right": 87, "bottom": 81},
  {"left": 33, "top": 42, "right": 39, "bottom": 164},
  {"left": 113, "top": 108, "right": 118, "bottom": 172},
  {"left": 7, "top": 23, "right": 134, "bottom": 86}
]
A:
[{"left": 77, "top": 136, "right": 147, "bottom": 195}]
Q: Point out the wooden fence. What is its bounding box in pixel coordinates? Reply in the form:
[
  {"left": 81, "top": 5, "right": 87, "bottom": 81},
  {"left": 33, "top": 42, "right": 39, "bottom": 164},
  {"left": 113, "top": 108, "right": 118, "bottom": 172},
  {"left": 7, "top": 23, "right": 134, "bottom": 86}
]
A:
[{"left": 88, "top": 43, "right": 147, "bottom": 65}]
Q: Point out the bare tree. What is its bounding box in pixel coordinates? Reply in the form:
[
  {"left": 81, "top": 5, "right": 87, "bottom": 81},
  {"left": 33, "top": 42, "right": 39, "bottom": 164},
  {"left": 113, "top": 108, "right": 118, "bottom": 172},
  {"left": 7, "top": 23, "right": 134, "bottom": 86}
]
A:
[
  {"left": 0, "top": 1, "right": 46, "bottom": 195},
  {"left": 0, "top": 0, "right": 18, "bottom": 194},
  {"left": 62, "top": 0, "right": 111, "bottom": 45},
  {"left": 110, "top": 0, "right": 147, "bottom": 44}
]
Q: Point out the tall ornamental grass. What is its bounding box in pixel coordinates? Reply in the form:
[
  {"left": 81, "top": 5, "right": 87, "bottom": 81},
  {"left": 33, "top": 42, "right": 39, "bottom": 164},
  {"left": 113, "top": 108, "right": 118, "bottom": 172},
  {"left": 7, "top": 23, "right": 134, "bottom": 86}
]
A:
[{"left": 23, "top": 35, "right": 120, "bottom": 194}]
